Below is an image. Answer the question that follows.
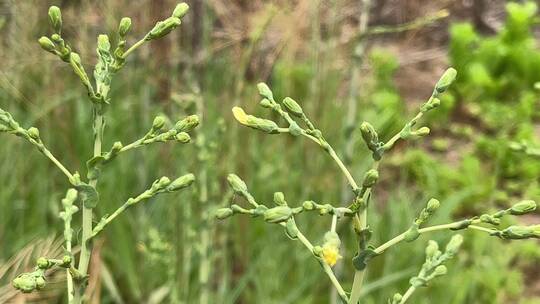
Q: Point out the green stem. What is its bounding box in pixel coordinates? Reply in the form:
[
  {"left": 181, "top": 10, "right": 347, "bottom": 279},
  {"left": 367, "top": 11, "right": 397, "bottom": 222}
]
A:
[
  {"left": 122, "top": 38, "right": 146, "bottom": 58},
  {"left": 41, "top": 147, "right": 75, "bottom": 181},
  {"left": 65, "top": 214, "right": 74, "bottom": 303},
  {"left": 399, "top": 286, "right": 416, "bottom": 304}
]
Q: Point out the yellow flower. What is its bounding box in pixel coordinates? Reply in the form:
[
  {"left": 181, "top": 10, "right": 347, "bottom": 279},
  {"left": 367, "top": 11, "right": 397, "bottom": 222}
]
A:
[
  {"left": 232, "top": 107, "right": 248, "bottom": 125},
  {"left": 322, "top": 244, "right": 342, "bottom": 267}
]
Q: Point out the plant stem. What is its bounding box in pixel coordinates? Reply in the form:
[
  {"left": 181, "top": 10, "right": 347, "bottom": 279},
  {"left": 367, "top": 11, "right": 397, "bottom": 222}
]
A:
[
  {"left": 41, "top": 147, "right": 75, "bottom": 181},
  {"left": 76, "top": 110, "right": 103, "bottom": 300},
  {"left": 64, "top": 211, "right": 74, "bottom": 303},
  {"left": 122, "top": 38, "right": 146, "bottom": 58},
  {"left": 399, "top": 286, "right": 416, "bottom": 304},
  {"left": 295, "top": 229, "right": 349, "bottom": 302},
  {"left": 373, "top": 221, "right": 495, "bottom": 255}
]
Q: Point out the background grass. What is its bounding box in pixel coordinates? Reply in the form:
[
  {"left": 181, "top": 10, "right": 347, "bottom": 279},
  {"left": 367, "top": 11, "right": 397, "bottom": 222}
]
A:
[{"left": 0, "top": 0, "right": 539, "bottom": 303}]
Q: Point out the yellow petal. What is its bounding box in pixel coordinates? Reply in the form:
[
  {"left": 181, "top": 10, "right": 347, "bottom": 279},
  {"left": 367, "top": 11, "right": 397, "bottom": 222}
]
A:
[{"left": 232, "top": 107, "right": 248, "bottom": 125}]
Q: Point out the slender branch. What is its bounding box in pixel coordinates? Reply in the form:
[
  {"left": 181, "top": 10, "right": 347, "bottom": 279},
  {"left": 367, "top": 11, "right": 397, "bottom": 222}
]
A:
[
  {"left": 122, "top": 38, "right": 146, "bottom": 58},
  {"left": 399, "top": 286, "right": 416, "bottom": 304}
]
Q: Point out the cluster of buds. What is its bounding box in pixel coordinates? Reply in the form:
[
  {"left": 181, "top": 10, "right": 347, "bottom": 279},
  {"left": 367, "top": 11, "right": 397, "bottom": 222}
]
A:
[
  {"left": 410, "top": 235, "right": 462, "bottom": 288},
  {"left": 145, "top": 3, "right": 189, "bottom": 41},
  {"left": 12, "top": 256, "right": 72, "bottom": 293},
  {"left": 404, "top": 198, "right": 440, "bottom": 242}
]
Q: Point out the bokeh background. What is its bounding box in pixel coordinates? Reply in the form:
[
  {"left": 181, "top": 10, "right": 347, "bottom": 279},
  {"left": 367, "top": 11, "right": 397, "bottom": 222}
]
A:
[{"left": 1, "top": 0, "right": 540, "bottom": 303}]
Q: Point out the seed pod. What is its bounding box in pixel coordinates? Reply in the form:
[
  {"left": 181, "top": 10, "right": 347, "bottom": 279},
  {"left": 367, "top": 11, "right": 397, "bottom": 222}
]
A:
[
  {"left": 146, "top": 17, "right": 181, "bottom": 41},
  {"left": 38, "top": 37, "right": 56, "bottom": 53},
  {"left": 282, "top": 97, "right": 303, "bottom": 117},
  {"left": 273, "top": 192, "right": 286, "bottom": 206},
  {"left": 509, "top": 200, "right": 537, "bottom": 215},
  {"left": 227, "top": 174, "right": 248, "bottom": 194},
  {"left": 175, "top": 132, "right": 191, "bottom": 143},
  {"left": 172, "top": 3, "right": 190, "bottom": 18},
  {"left": 118, "top": 17, "right": 132, "bottom": 37},
  {"left": 263, "top": 206, "right": 293, "bottom": 223},
  {"left": 215, "top": 208, "right": 234, "bottom": 220},
  {"left": 362, "top": 169, "right": 379, "bottom": 188},
  {"left": 434, "top": 67, "right": 457, "bottom": 94},
  {"left": 257, "top": 82, "right": 273, "bottom": 100},
  {"left": 27, "top": 127, "right": 40, "bottom": 140},
  {"left": 445, "top": 234, "right": 463, "bottom": 256},
  {"left": 48, "top": 6, "right": 62, "bottom": 33},
  {"left": 167, "top": 173, "right": 195, "bottom": 192}
]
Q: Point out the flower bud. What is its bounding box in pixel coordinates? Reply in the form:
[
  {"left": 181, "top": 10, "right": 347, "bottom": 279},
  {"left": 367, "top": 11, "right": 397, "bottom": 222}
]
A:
[
  {"left": 285, "top": 219, "right": 299, "bottom": 239},
  {"left": 263, "top": 206, "right": 293, "bottom": 223},
  {"left": 360, "top": 121, "right": 382, "bottom": 159},
  {"left": 152, "top": 176, "right": 171, "bottom": 192},
  {"left": 509, "top": 200, "right": 537, "bottom": 215},
  {"left": 273, "top": 192, "right": 286, "bottom": 206},
  {"left": 12, "top": 273, "right": 38, "bottom": 293},
  {"left": 146, "top": 17, "right": 182, "bottom": 41},
  {"left": 259, "top": 98, "right": 272, "bottom": 108},
  {"left": 97, "top": 34, "right": 111, "bottom": 52},
  {"left": 404, "top": 225, "right": 420, "bottom": 242},
  {"left": 38, "top": 37, "right": 56, "bottom": 53},
  {"left": 227, "top": 174, "right": 247, "bottom": 194},
  {"left": 48, "top": 6, "right": 62, "bottom": 33},
  {"left": 152, "top": 115, "right": 166, "bottom": 132},
  {"left": 62, "top": 255, "right": 72, "bottom": 267},
  {"left": 215, "top": 208, "right": 234, "bottom": 220},
  {"left": 35, "top": 276, "right": 46, "bottom": 290},
  {"left": 434, "top": 67, "right": 457, "bottom": 94},
  {"left": 391, "top": 293, "right": 403, "bottom": 304},
  {"left": 27, "top": 127, "right": 40, "bottom": 140},
  {"left": 499, "top": 225, "right": 540, "bottom": 240},
  {"left": 257, "top": 82, "right": 273, "bottom": 100},
  {"left": 413, "top": 126, "right": 430, "bottom": 137},
  {"left": 282, "top": 97, "right": 303, "bottom": 117},
  {"left": 118, "top": 17, "right": 132, "bottom": 37},
  {"left": 362, "top": 169, "right": 379, "bottom": 188},
  {"left": 175, "top": 132, "right": 191, "bottom": 143},
  {"left": 166, "top": 173, "right": 195, "bottom": 192},
  {"left": 433, "top": 265, "right": 447, "bottom": 276},
  {"left": 445, "top": 234, "right": 463, "bottom": 256},
  {"left": 421, "top": 97, "right": 441, "bottom": 112},
  {"left": 172, "top": 3, "right": 190, "bottom": 18},
  {"left": 288, "top": 121, "right": 303, "bottom": 136},
  {"left": 302, "top": 200, "right": 315, "bottom": 210},
  {"left": 426, "top": 198, "right": 440, "bottom": 213},
  {"left": 232, "top": 107, "right": 279, "bottom": 133},
  {"left": 174, "top": 115, "right": 199, "bottom": 132},
  {"left": 425, "top": 240, "right": 439, "bottom": 259},
  {"left": 37, "top": 257, "right": 50, "bottom": 269}
]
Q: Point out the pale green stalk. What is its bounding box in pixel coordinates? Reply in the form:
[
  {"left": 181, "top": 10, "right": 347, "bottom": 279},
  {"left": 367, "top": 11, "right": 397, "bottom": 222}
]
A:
[
  {"left": 122, "top": 38, "right": 146, "bottom": 58},
  {"left": 399, "top": 286, "right": 416, "bottom": 304}
]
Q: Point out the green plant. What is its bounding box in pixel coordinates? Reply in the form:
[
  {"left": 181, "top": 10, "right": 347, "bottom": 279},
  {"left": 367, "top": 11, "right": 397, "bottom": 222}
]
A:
[
  {"left": 2, "top": 3, "right": 196, "bottom": 303},
  {"left": 216, "top": 69, "right": 539, "bottom": 303}
]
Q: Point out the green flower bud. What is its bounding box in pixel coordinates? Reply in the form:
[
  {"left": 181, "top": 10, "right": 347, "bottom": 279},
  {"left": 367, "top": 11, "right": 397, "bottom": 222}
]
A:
[
  {"left": 479, "top": 214, "right": 500, "bottom": 225},
  {"left": 257, "top": 82, "right": 273, "bottom": 100},
  {"left": 302, "top": 200, "right": 315, "bottom": 210},
  {"left": 425, "top": 240, "right": 439, "bottom": 259},
  {"left": 48, "top": 6, "right": 62, "bottom": 33},
  {"left": 215, "top": 208, "right": 234, "bottom": 220},
  {"left": 391, "top": 293, "right": 403, "bottom": 304},
  {"left": 259, "top": 98, "right": 272, "bottom": 108},
  {"left": 426, "top": 198, "right": 440, "bottom": 213},
  {"left": 362, "top": 169, "right": 379, "bottom": 188},
  {"left": 445, "top": 234, "right": 463, "bottom": 256},
  {"left": 118, "top": 17, "right": 132, "bottom": 37},
  {"left": 263, "top": 206, "right": 293, "bottom": 223},
  {"left": 35, "top": 276, "right": 46, "bottom": 290},
  {"left": 285, "top": 219, "right": 299, "bottom": 239},
  {"left": 174, "top": 115, "right": 199, "bottom": 132},
  {"left": 38, "top": 36, "right": 56, "bottom": 53},
  {"left": 509, "top": 200, "right": 537, "bottom": 215},
  {"left": 433, "top": 265, "right": 447, "bottom": 276},
  {"left": 172, "top": 3, "right": 190, "bottom": 18},
  {"left": 499, "top": 225, "right": 540, "bottom": 240},
  {"left": 62, "top": 255, "right": 72, "bottom": 267},
  {"left": 434, "top": 67, "right": 457, "bottom": 94},
  {"left": 146, "top": 17, "right": 182, "bottom": 41},
  {"left": 273, "top": 192, "right": 286, "bottom": 206},
  {"left": 413, "top": 126, "right": 430, "bottom": 137},
  {"left": 12, "top": 273, "right": 37, "bottom": 293},
  {"left": 166, "top": 173, "right": 195, "bottom": 192},
  {"left": 152, "top": 176, "right": 171, "bottom": 192},
  {"left": 152, "top": 116, "right": 166, "bottom": 132},
  {"left": 227, "top": 174, "right": 248, "bottom": 194},
  {"left": 97, "top": 34, "right": 111, "bottom": 52},
  {"left": 37, "top": 257, "right": 50, "bottom": 269},
  {"left": 175, "top": 132, "right": 191, "bottom": 143},
  {"left": 421, "top": 97, "right": 441, "bottom": 112},
  {"left": 288, "top": 121, "right": 303, "bottom": 136},
  {"left": 27, "top": 127, "right": 40, "bottom": 140},
  {"left": 360, "top": 121, "right": 382, "bottom": 159},
  {"left": 404, "top": 225, "right": 420, "bottom": 242},
  {"left": 282, "top": 97, "right": 303, "bottom": 117}
]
